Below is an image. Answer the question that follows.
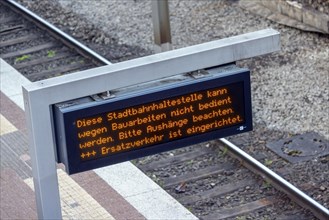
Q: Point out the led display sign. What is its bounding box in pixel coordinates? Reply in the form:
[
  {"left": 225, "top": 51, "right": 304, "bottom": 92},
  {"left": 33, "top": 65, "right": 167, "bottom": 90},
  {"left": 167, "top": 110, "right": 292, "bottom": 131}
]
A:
[{"left": 53, "top": 68, "right": 252, "bottom": 174}]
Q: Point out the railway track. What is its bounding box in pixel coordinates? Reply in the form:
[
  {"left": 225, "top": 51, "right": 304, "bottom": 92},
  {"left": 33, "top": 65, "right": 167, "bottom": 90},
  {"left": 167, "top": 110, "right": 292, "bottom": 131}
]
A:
[
  {"left": 0, "top": 0, "right": 108, "bottom": 82},
  {"left": 136, "top": 142, "right": 271, "bottom": 219},
  {"left": 134, "top": 132, "right": 328, "bottom": 219},
  {"left": 1, "top": 1, "right": 328, "bottom": 219}
]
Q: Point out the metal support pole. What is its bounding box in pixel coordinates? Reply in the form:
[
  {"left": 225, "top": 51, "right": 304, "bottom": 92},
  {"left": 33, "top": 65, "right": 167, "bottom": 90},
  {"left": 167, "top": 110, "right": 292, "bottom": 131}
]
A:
[
  {"left": 152, "top": 0, "right": 172, "bottom": 53},
  {"left": 23, "top": 94, "right": 62, "bottom": 219}
]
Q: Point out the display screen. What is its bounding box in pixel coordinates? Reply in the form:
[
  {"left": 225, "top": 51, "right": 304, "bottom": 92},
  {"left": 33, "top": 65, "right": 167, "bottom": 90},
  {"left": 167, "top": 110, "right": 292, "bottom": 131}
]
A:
[{"left": 54, "top": 69, "right": 252, "bottom": 174}]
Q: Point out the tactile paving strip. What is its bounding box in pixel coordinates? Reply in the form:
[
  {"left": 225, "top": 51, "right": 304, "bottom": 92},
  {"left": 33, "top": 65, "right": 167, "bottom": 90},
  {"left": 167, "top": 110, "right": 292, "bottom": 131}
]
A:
[{"left": 24, "top": 169, "right": 115, "bottom": 220}]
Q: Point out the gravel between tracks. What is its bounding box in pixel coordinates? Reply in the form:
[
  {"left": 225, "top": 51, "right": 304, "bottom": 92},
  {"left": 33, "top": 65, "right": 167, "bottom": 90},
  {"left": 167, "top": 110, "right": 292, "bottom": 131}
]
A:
[{"left": 18, "top": 0, "right": 329, "bottom": 139}]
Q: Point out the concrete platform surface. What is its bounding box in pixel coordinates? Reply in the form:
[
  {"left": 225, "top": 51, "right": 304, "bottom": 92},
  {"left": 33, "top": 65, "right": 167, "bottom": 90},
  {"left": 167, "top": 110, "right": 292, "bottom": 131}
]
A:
[{"left": 0, "top": 58, "right": 198, "bottom": 220}]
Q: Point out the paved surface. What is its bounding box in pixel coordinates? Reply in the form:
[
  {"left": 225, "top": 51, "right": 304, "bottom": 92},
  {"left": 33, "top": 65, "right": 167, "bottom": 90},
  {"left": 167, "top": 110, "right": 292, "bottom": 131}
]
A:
[
  {"left": 0, "top": 84, "right": 119, "bottom": 219},
  {"left": 239, "top": 0, "right": 329, "bottom": 34},
  {"left": 0, "top": 58, "right": 198, "bottom": 219}
]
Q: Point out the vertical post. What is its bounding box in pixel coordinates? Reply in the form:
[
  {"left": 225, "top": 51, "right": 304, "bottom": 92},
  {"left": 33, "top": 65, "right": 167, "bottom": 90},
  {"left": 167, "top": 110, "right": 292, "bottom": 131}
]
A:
[
  {"left": 151, "top": 0, "right": 172, "bottom": 53},
  {"left": 23, "top": 90, "right": 62, "bottom": 219}
]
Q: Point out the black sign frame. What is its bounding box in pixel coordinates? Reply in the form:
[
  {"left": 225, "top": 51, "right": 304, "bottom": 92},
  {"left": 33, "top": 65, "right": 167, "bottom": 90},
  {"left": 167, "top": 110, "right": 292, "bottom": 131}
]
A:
[{"left": 53, "top": 68, "right": 252, "bottom": 174}]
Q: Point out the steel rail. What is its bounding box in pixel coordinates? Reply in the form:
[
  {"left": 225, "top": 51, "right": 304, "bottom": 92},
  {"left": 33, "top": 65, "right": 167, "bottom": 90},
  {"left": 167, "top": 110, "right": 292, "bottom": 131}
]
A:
[
  {"left": 2, "top": 0, "right": 112, "bottom": 66},
  {"left": 5, "top": 0, "right": 328, "bottom": 218},
  {"left": 220, "top": 138, "right": 329, "bottom": 220}
]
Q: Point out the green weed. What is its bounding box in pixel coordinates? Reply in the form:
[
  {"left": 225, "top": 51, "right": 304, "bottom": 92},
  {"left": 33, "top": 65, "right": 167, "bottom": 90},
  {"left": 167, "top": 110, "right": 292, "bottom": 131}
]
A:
[
  {"left": 15, "top": 54, "right": 30, "bottom": 63},
  {"left": 221, "top": 146, "right": 228, "bottom": 156},
  {"left": 47, "top": 50, "right": 56, "bottom": 58},
  {"left": 264, "top": 158, "right": 273, "bottom": 166},
  {"left": 263, "top": 180, "right": 272, "bottom": 189}
]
